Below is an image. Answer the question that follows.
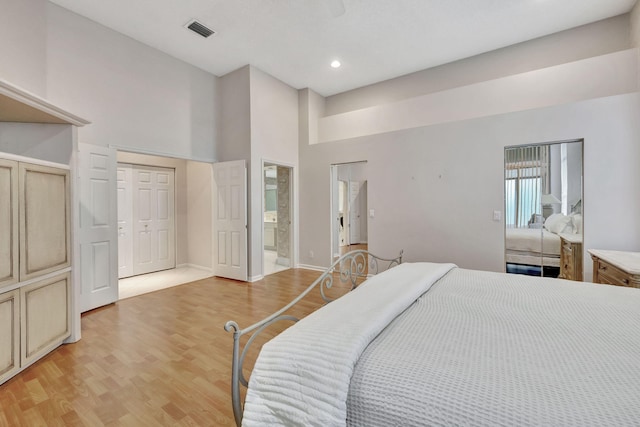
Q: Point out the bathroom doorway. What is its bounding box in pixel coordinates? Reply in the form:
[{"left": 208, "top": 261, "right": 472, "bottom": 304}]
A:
[{"left": 263, "top": 162, "right": 293, "bottom": 276}]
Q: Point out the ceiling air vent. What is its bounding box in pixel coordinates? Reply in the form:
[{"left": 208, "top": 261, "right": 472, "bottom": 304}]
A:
[{"left": 185, "top": 20, "right": 215, "bottom": 38}]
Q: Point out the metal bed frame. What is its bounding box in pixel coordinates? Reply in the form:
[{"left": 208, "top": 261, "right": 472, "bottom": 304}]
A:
[{"left": 223, "top": 249, "right": 403, "bottom": 426}]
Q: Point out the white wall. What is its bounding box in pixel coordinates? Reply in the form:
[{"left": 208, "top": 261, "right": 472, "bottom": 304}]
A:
[
  {"left": 299, "top": 92, "right": 640, "bottom": 282},
  {"left": 249, "top": 67, "right": 299, "bottom": 279},
  {"left": 299, "top": 15, "right": 640, "bottom": 282},
  {"left": 326, "top": 15, "right": 631, "bottom": 115},
  {"left": 0, "top": 123, "right": 74, "bottom": 165},
  {"left": 186, "top": 161, "right": 213, "bottom": 270},
  {"left": 0, "top": 0, "right": 47, "bottom": 96},
  {"left": 219, "top": 66, "right": 251, "bottom": 163},
  {"left": 45, "top": 4, "right": 220, "bottom": 162},
  {"left": 319, "top": 49, "right": 638, "bottom": 143},
  {"left": 632, "top": 2, "right": 640, "bottom": 48}
]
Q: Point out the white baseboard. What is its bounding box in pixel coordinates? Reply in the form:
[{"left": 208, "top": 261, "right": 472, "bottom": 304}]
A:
[
  {"left": 249, "top": 275, "right": 264, "bottom": 282},
  {"left": 297, "top": 264, "right": 327, "bottom": 272},
  {"left": 177, "top": 263, "right": 213, "bottom": 273}
]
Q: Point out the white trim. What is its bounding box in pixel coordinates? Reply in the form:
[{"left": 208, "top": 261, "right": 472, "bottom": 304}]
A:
[
  {"left": 112, "top": 145, "right": 217, "bottom": 163},
  {"left": 0, "top": 78, "right": 90, "bottom": 126},
  {"left": 261, "top": 159, "right": 296, "bottom": 277},
  {"left": 249, "top": 275, "right": 264, "bottom": 282},
  {"left": 297, "top": 264, "right": 326, "bottom": 272},
  {"left": 176, "top": 263, "right": 214, "bottom": 274},
  {"left": 0, "top": 267, "right": 72, "bottom": 294},
  {"left": 0, "top": 152, "right": 70, "bottom": 169}
]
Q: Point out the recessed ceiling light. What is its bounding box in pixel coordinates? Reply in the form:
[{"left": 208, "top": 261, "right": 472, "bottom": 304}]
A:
[{"left": 331, "top": 60, "right": 341, "bottom": 68}]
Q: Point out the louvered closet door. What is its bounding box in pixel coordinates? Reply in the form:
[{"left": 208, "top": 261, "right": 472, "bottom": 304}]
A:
[{"left": 132, "top": 165, "right": 175, "bottom": 276}]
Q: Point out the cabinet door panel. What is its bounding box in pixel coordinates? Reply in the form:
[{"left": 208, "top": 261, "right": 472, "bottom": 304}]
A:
[
  {"left": 19, "top": 163, "right": 70, "bottom": 280},
  {"left": 0, "top": 289, "right": 19, "bottom": 384},
  {"left": 21, "top": 273, "right": 71, "bottom": 366},
  {"left": 0, "top": 159, "right": 18, "bottom": 288}
]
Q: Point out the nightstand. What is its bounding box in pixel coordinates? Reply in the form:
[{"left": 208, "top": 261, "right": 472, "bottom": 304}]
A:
[
  {"left": 589, "top": 250, "right": 640, "bottom": 288},
  {"left": 558, "top": 233, "right": 583, "bottom": 281}
]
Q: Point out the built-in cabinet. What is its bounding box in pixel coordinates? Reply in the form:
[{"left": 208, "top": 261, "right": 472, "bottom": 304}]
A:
[
  {"left": 0, "top": 78, "right": 88, "bottom": 385},
  {"left": 0, "top": 159, "right": 71, "bottom": 384},
  {"left": 0, "top": 289, "right": 19, "bottom": 383}
]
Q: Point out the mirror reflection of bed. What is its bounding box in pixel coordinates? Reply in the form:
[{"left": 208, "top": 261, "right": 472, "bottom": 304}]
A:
[{"left": 504, "top": 140, "right": 583, "bottom": 280}]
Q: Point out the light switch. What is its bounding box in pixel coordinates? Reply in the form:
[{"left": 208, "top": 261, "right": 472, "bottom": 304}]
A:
[
  {"left": 369, "top": 209, "right": 375, "bottom": 218},
  {"left": 493, "top": 210, "right": 502, "bottom": 221}
]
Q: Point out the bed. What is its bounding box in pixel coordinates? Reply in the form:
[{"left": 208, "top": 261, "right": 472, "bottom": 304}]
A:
[
  {"left": 224, "top": 250, "right": 640, "bottom": 426},
  {"left": 505, "top": 212, "right": 583, "bottom": 270},
  {"left": 505, "top": 227, "right": 562, "bottom": 267}
]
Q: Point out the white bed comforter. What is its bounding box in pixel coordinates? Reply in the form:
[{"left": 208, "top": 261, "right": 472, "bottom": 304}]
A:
[
  {"left": 505, "top": 227, "right": 561, "bottom": 254},
  {"left": 241, "top": 262, "right": 455, "bottom": 427}
]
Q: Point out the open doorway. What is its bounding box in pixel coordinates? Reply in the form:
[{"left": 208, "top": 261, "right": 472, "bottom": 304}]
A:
[
  {"left": 331, "top": 162, "right": 368, "bottom": 260},
  {"left": 263, "top": 162, "right": 293, "bottom": 276},
  {"left": 116, "top": 151, "right": 213, "bottom": 299}
]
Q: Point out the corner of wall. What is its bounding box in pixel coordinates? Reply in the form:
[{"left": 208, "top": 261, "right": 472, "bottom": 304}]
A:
[
  {"left": 298, "top": 88, "right": 326, "bottom": 146},
  {"left": 631, "top": 3, "right": 640, "bottom": 48}
]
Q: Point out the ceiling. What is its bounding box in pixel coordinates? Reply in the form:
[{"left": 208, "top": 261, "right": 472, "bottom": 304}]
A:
[{"left": 48, "top": 0, "right": 637, "bottom": 97}]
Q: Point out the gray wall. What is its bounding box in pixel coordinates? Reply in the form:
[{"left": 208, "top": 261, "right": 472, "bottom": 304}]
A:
[
  {"left": 299, "top": 93, "right": 640, "bottom": 282},
  {"left": 45, "top": 3, "right": 219, "bottom": 161},
  {"left": 0, "top": 0, "right": 47, "bottom": 95},
  {"left": 249, "top": 67, "right": 299, "bottom": 279}
]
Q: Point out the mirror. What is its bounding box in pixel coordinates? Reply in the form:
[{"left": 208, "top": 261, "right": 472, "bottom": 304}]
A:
[{"left": 504, "top": 140, "right": 583, "bottom": 280}]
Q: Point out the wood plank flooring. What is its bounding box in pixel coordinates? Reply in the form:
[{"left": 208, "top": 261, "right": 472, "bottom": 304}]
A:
[{"left": 0, "top": 268, "right": 353, "bottom": 427}]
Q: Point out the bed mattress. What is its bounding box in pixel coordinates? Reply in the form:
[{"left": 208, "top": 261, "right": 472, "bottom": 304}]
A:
[
  {"left": 505, "top": 228, "right": 562, "bottom": 267},
  {"left": 347, "top": 268, "right": 640, "bottom": 426}
]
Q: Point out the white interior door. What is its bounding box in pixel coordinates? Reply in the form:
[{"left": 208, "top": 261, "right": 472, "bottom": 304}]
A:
[
  {"left": 78, "top": 143, "right": 118, "bottom": 312},
  {"left": 213, "top": 160, "right": 247, "bottom": 281},
  {"left": 116, "top": 164, "right": 133, "bottom": 278},
  {"left": 132, "top": 165, "right": 175, "bottom": 276},
  {"left": 349, "top": 180, "right": 362, "bottom": 244}
]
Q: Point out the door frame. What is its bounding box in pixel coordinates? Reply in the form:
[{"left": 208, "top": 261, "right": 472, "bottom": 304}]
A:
[
  {"left": 329, "top": 161, "right": 368, "bottom": 261},
  {"left": 261, "top": 159, "right": 296, "bottom": 277}
]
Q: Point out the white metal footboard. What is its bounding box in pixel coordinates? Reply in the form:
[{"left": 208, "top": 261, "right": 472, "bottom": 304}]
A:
[{"left": 223, "top": 249, "right": 403, "bottom": 426}]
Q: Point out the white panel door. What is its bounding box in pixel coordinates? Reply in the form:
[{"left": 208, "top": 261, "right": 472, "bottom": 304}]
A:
[
  {"left": 116, "top": 164, "right": 134, "bottom": 278},
  {"left": 78, "top": 143, "right": 118, "bottom": 312},
  {"left": 213, "top": 160, "right": 247, "bottom": 281},
  {"left": 132, "top": 165, "right": 175, "bottom": 276},
  {"left": 349, "top": 181, "right": 362, "bottom": 244}
]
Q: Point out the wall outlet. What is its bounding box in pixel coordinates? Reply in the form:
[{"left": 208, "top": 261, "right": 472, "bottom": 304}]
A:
[
  {"left": 309, "top": 250, "right": 314, "bottom": 259},
  {"left": 493, "top": 210, "right": 502, "bottom": 221}
]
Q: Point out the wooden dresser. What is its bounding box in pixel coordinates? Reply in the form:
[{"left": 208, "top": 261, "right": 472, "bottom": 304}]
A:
[
  {"left": 589, "top": 250, "right": 640, "bottom": 288},
  {"left": 558, "top": 233, "right": 583, "bottom": 281}
]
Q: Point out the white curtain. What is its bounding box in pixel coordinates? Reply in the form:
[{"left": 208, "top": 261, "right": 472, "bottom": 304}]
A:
[{"left": 505, "top": 146, "right": 548, "bottom": 229}]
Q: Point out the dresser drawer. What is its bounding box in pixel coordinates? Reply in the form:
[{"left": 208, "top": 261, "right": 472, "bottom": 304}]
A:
[{"left": 595, "top": 259, "right": 637, "bottom": 288}]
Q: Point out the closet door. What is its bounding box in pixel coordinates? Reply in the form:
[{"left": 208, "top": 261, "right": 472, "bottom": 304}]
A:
[
  {"left": 0, "top": 159, "right": 18, "bottom": 288},
  {"left": 19, "top": 163, "right": 70, "bottom": 281},
  {"left": 117, "top": 164, "right": 134, "bottom": 278},
  {"left": 132, "top": 165, "right": 175, "bottom": 275}
]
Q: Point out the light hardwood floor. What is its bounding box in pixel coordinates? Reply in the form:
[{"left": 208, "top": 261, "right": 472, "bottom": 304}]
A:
[{"left": 0, "top": 269, "right": 346, "bottom": 427}]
